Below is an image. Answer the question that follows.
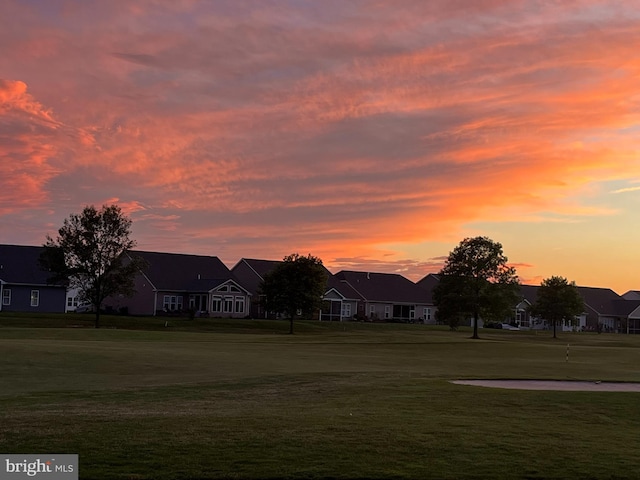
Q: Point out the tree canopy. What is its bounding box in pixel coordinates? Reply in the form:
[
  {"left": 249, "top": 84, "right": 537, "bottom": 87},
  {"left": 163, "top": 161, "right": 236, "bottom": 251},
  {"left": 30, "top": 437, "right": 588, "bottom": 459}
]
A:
[
  {"left": 531, "top": 276, "right": 584, "bottom": 338},
  {"left": 259, "top": 253, "right": 328, "bottom": 334},
  {"left": 433, "top": 236, "right": 520, "bottom": 338},
  {"left": 40, "top": 204, "right": 146, "bottom": 327}
]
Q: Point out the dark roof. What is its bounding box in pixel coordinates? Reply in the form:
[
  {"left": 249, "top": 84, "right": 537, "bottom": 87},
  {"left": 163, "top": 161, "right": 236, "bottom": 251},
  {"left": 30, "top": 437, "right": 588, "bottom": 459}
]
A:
[
  {"left": 0, "top": 244, "right": 62, "bottom": 286},
  {"left": 232, "top": 258, "right": 333, "bottom": 295},
  {"left": 612, "top": 299, "right": 640, "bottom": 317},
  {"left": 334, "top": 270, "right": 429, "bottom": 304},
  {"left": 519, "top": 284, "right": 624, "bottom": 316},
  {"left": 416, "top": 273, "right": 440, "bottom": 303},
  {"left": 519, "top": 285, "right": 539, "bottom": 305},
  {"left": 326, "top": 275, "right": 364, "bottom": 301},
  {"left": 235, "top": 258, "right": 282, "bottom": 279},
  {"left": 576, "top": 286, "right": 622, "bottom": 316},
  {"left": 132, "top": 250, "right": 231, "bottom": 291},
  {"left": 622, "top": 290, "right": 640, "bottom": 300},
  {"left": 231, "top": 258, "right": 285, "bottom": 295}
]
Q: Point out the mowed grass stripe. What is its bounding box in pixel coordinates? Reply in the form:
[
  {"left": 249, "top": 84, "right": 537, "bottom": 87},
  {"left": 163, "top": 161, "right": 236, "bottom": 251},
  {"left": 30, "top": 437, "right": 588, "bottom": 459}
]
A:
[{"left": 1, "top": 318, "right": 640, "bottom": 479}]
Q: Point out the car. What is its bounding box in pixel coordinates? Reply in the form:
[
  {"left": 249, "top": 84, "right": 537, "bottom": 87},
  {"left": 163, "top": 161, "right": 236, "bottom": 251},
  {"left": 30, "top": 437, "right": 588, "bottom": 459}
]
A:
[
  {"left": 74, "top": 303, "right": 94, "bottom": 313},
  {"left": 500, "top": 323, "right": 520, "bottom": 331}
]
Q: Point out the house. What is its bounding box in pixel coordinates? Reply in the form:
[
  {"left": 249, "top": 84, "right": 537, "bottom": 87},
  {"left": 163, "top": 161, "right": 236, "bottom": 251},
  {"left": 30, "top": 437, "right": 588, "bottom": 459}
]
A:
[
  {"left": 231, "top": 258, "right": 282, "bottom": 318},
  {"left": 321, "top": 275, "right": 364, "bottom": 321},
  {"left": 0, "top": 244, "right": 67, "bottom": 313},
  {"left": 231, "top": 258, "right": 334, "bottom": 319},
  {"left": 110, "top": 251, "right": 251, "bottom": 317},
  {"left": 334, "top": 270, "right": 435, "bottom": 323}
]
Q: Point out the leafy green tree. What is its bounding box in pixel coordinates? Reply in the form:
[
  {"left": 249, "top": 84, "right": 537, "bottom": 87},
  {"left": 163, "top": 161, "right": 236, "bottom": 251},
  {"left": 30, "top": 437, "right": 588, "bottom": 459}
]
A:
[
  {"left": 259, "top": 253, "right": 329, "bottom": 334},
  {"left": 531, "top": 276, "right": 584, "bottom": 338},
  {"left": 433, "top": 237, "right": 520, "bottom": 339},
  {"left": 40, "top": 204, "right": 146, "bottom": 328}
]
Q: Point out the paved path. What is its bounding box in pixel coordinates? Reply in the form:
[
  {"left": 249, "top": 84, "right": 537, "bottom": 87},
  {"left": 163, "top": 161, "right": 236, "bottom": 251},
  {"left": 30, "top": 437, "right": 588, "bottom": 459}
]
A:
[{"left": 451, "top": 380, "right": 640, "bottom": 391}]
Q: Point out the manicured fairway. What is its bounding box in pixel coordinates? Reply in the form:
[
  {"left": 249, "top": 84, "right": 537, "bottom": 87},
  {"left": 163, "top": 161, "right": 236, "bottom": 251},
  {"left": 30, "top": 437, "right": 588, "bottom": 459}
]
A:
[{"left": 1, "top": 316, "right": 639, "bottom": 479}]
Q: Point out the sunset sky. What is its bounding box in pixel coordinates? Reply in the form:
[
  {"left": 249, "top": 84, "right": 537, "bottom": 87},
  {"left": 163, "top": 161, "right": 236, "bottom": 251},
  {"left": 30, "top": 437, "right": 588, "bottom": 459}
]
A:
[{"left": 1, "top": 1, "right": 639, "bottom": 293}]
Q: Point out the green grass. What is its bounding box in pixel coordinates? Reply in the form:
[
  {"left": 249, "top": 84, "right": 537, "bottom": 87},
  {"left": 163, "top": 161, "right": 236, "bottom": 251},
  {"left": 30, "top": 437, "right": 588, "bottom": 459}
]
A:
[{"left": 1, "top": 314, "right": 640, "bottom": 479}]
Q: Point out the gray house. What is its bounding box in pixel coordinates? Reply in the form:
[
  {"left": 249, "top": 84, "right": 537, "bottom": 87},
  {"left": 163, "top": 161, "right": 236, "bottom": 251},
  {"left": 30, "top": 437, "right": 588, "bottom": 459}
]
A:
[
  {"left": 109, "top": 251, "right": 251, "bottom": 317},
  {"left": 0, "top": 244, "right": 67, "bottom": 313},
  {"left": 334, "top": 270, "right": 435, "bottom": 323}
]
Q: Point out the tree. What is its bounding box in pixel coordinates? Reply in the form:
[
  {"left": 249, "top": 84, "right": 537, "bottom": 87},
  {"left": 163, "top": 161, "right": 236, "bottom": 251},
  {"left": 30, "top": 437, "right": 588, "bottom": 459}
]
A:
[
  {"left": 433, "top": 236, "right": 520, "bottom": 339},
  {"left": 259, "top": 253, "right": 329, "bottom": 334},
  {"left": 530, "top": 276, "right": 584, "bottom": 338},
  {"left": 40, "top": 204, "right": 146, "bottom": 328}
]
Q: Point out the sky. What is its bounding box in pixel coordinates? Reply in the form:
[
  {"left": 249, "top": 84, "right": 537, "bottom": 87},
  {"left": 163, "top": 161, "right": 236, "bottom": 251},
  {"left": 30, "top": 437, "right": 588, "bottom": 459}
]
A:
[{"left": 1, "top": 0, "right": 639, "bottom": 293}]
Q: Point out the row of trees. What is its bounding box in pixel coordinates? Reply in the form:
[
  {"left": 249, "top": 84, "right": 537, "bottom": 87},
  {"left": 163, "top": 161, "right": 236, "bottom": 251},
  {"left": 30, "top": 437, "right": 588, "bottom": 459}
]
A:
[
  {"left": 433, "top": 236, "right": 584, "bottom": 338},
  {"left": 41, "top": 205, "right": 583, "bottom": 337}
]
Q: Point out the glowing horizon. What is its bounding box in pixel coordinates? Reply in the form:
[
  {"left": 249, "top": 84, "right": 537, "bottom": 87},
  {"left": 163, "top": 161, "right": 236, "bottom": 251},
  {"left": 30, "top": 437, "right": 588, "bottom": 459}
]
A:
[{"left": 1, "top": 1, "right": 639, "bottom": 293}]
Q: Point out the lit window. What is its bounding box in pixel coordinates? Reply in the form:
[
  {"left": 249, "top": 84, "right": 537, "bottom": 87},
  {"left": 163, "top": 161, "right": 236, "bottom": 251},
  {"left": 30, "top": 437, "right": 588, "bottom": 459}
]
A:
[{"left": 30, "top": 290, "right": 39, "bottom": 307}]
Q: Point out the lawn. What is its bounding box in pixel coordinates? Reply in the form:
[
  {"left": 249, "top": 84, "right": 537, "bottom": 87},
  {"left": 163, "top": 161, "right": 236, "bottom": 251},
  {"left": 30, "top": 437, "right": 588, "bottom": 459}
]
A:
[{"left": 1, "top": 315, "right": 639, "bottom": 479}]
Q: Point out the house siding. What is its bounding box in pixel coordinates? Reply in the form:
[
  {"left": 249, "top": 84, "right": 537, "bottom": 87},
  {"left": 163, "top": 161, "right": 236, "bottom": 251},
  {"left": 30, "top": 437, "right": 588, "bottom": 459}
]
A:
[{"left": 0, "top": 284, "right": 66, "bottom": 313}]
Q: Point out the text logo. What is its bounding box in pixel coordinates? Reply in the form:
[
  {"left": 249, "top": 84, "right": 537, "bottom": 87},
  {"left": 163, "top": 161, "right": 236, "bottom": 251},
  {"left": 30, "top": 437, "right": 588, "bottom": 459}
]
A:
[{"left": 1, "top": 455, "right": 77, "bottom": 480}]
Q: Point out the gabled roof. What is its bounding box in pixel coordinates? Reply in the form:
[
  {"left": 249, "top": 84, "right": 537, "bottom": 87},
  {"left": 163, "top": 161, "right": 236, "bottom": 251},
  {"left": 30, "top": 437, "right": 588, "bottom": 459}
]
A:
[
  {"left": 234, "top": 258, "right": 282, "bottom": 280},
  {"left": 416, "top": 273, "right": 440, "bottom": 303},
  {"left": 232, "top": 258, "right": 333, "bottom": 295},
  {"left": 231, "top": 258, "right": 285, "bottom": 295},
  {"left": 576, "top": 286, "right": 622, "bottom": 316},
  {"left": 622, "top": 290, "right": 640, "bottom": 301},
  {"left": 334, "top": 270, "right": 429, "bottom": 304},
  {"left": 519, "top": 285, "right": 539, "bottom": 305},
  {"left": 518, "top": 284, "right": 623, "bottom": 316},
  {"left": 131, "top": 250, "right": 231, "bottom": 291},
  {"left": 0, "top": 244, "right": 62, "bottom": 286},
  {"left": 326, "top": 275, "right": 364, "bottom": 301}
]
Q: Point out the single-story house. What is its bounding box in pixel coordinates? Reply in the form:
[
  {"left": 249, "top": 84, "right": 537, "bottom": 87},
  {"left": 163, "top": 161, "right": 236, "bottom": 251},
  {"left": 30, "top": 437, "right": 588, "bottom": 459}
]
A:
[
  {"left": 108, "top": 251, "right": 251, "bottom": 317},
  {"left": 334, "top": 270, "right": 435, "bottom": 323},
  {"left": 0, "top": 244, "right": 67, "bottom": 313}
]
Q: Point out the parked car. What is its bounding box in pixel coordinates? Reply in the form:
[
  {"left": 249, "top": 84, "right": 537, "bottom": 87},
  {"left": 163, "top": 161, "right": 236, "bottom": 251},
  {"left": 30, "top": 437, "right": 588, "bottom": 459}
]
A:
[
  {"left": 75, "top": 303, "right": 94, "bottom": 313},
  {"left": 500, "top": 323, "right": 520, "bottom": 331}
]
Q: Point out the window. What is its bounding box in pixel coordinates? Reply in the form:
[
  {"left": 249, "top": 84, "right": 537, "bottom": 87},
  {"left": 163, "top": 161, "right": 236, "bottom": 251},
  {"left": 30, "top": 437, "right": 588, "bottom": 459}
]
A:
[
  {"left": 384, "top": 305, "right": 390, "bottom": 319},
  {"left": 30, "top": 290, "right": 40, "bottom": 307},
  {"left": 341, "top": 303, "right": 351, "bottom": 319},
  {"left": 2, "top": 289, "right": 11, "bottom": 306},
  {"left": 235, "top": 297, "right": 245, "bottom": 314},
  {"left": 230, "top": 285, "right": 240, "bottom": 293},
  {"left": 67, "top": 296, "right": 79, "bottom": 308},
  {"left": 369, "top": 305, "right": 375, "bottom": 316},
  {"left": 212, "top": 296, "right": 222, "bottom": 313},
  {"left": 163, "top": 295, "right": 182, "bottom": 311},
  {"left": 423, "top": 308, "right": 431, "bottom": 321},
  {"left": 223, "top": 296, "right": 233, "bottom": 313}
]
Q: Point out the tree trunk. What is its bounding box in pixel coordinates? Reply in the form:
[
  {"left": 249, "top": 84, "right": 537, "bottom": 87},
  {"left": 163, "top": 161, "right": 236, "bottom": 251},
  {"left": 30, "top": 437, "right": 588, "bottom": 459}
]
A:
[
  {"left": 472, "top": 310, "right": 480, "bottom": 339},
  {"left": 553, "top": 319, "right": 557, "bottom": 339},
  {"left": 289, "top": 316, "right": 294, "bottom": 335},
  {"left": 94, "top": 309, "right": 100, "bottom": 329}
]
